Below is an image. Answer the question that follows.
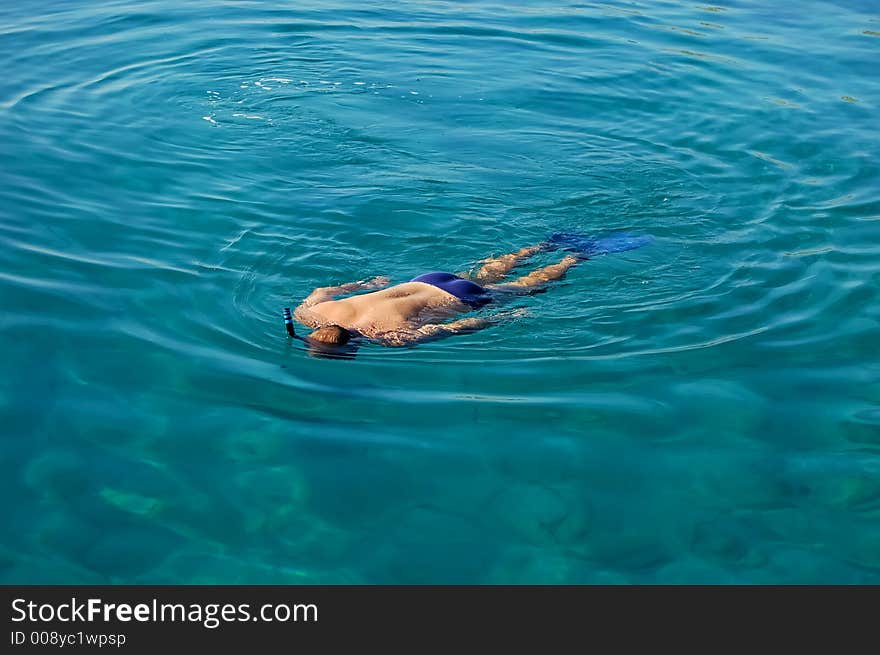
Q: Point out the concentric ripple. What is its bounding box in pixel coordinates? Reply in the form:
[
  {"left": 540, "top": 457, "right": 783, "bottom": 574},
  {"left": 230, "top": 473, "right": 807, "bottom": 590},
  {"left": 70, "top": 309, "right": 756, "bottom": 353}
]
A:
[{"left": 1, "top": 0, "right": 879, "bottom": 583}]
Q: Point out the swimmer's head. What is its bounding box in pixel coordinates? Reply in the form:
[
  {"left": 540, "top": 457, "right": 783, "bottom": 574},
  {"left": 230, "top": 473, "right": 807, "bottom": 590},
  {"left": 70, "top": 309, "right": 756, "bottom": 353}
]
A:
[
  {"left": 307, "top": 325, "right": 352, "bottom": 346},
  {"left": 305, "top": 326, "right": 359, "bottom": 360}
]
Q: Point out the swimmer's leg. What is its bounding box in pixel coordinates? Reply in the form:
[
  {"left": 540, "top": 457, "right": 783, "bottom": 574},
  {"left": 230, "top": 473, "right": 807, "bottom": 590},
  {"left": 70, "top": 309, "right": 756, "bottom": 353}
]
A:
[
  {"left": 469, "top": 245, "right": 543, "bottom": 284},
  {"left": 486, "top": 255, "right": 579, "bottom": 293}
]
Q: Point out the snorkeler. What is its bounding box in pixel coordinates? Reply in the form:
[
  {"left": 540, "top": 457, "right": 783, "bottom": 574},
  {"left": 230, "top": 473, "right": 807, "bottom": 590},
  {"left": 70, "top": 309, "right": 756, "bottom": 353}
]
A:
[{"left": 284, "top": 232, "right": 652, "bottom": 351}]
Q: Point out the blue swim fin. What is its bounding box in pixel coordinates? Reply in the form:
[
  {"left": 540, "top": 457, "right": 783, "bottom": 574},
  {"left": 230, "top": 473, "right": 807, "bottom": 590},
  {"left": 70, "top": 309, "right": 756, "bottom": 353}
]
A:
[{"left": 546, "top": 231, "right": 653, "bottom": 259}]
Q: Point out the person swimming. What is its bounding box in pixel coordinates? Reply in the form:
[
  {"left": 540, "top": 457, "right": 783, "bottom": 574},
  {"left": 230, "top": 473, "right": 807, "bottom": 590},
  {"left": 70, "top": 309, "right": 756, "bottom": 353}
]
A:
[{"left": 285, "top": 232, "right": 652, "bottom": 352}]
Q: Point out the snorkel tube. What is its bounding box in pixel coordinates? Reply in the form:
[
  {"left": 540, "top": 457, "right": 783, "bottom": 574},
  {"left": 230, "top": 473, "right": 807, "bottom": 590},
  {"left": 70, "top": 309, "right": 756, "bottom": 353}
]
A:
[
  {"left": 283, "top": 307, "right": 296, "bottom": 338},
  {"left": 545, "top": 231, "right": 654, "bottom": 259}
]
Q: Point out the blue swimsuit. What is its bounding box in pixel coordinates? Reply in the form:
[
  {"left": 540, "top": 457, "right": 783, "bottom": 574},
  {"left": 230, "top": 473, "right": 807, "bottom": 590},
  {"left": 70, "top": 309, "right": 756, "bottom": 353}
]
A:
[{"left": 411, "top": 272, "right": 492, "bottom": 309}]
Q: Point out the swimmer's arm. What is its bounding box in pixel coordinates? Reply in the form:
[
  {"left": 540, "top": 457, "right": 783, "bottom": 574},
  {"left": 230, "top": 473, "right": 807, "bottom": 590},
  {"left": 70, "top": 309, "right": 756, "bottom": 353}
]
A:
[
  {"left": 300, "top": 275, "right": 391, "bottom": 307},
  {"left": 384, "top": 309, "right": 530, "bottom": 346}
]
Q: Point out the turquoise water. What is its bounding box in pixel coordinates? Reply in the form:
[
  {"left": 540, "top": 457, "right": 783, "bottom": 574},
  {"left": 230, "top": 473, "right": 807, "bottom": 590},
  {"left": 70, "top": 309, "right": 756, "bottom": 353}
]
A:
[{"left": 2, "top": 0, "right": 879, "bottom": 584}]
